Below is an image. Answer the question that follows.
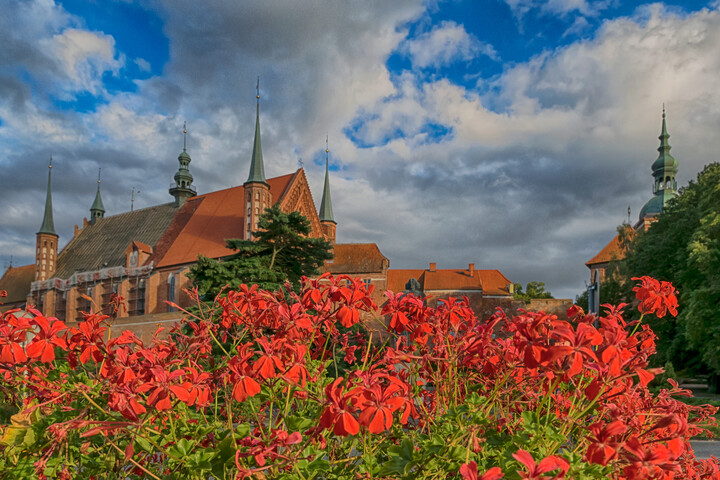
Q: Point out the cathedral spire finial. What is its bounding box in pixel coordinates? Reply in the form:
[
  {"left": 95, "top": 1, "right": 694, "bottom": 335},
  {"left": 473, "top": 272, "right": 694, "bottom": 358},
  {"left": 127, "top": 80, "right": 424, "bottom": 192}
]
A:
[
  {"left": 38, "top": 156, "right": 57, "bottom": 236},
  {"left": 90, "top": 167, "right": 105, "bottom": 222},
  {"left": 245, "top": 77, "right": 268, "bottom": 186},
  {"left": 319, "top": 136, "right": 335, "bottom": 224},
  {"left": 170, "top": 121, "right": 196, "bottom": 206}
]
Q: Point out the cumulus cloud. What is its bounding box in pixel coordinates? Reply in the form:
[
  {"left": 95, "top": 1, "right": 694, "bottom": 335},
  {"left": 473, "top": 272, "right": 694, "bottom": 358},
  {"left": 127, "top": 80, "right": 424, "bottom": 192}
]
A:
[
  {"left": 402, "top": 21, "right": 498, "bottom": 68},
  {"left": 46, "top": 28, "right": 122, "bottom": 95}
]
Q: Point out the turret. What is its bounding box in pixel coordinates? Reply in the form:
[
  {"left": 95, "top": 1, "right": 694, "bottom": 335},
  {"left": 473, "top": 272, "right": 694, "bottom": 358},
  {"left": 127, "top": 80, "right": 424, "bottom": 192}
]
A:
[
  {"left": 319, "top": 137, "right": 336, "bottom": 244},
  {"left": 243, "top": 78, "right": 271, "bottom": 239},
  {"left": 36, "top": 158, "right": 59, "bottom": 281},
  {"left": 639, "top": 106, "right": 679, "bottom": 223},
  {"left": 169, "top": 122, "right": 197, "bottom": 206},
  {"left": 90, "top": 168, "right": 105, "bottom": 223}
]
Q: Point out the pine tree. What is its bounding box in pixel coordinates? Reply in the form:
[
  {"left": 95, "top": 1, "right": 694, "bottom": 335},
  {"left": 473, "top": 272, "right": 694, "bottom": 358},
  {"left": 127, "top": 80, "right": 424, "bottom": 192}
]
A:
[{"left": 189, "top": 205, "right": 333, "bottom": 298}]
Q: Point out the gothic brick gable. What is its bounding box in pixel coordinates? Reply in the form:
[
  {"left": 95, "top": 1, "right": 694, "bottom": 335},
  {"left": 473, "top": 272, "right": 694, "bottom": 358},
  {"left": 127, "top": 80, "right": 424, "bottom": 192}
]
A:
[{"left": 278, "top": 169, "right": 324, "bottom": 238}]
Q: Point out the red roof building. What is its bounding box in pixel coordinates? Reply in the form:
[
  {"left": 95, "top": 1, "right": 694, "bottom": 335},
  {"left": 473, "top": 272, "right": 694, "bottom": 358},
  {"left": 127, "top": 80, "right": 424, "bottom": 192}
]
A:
[{"left": 1, "top": 95, "right": 524, "bottom": 338}]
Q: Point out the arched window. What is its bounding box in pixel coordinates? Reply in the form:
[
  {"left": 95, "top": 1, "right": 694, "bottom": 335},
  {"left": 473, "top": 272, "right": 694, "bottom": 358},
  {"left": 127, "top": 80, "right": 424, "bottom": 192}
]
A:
[{"left": 168, "top": 274, "right": 176, "bottom": 311}]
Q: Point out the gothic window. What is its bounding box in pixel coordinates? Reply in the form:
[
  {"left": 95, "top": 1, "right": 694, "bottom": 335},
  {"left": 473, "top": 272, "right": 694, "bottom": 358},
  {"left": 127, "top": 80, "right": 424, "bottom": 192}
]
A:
[
  {"left": 137, "top": 279, "right": 146, "bottom": 315},
  {"left": 168, "top": 274, "right": 176, "bottom": 312}
]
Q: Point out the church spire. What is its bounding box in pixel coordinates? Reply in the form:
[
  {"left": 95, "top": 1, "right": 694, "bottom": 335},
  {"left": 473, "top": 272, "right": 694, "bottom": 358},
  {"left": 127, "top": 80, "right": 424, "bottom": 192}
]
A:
[
  {"left": 639, "top": 105, "right": 680, "bottom": 223},
  {"left": 319, "top": 135, "right": 335, "bottom": 224},
  {"left": 90, "top": 168, "right": 105, "bottom": 223},
  {"left": 245, "top": 77, "right": 267, "bottom": 186},
  {"left": 651, "top": 104, "right": 678, "bottom": 194},
  {"left": 38, "top": 157, "right": 57, "bottom": 236},
  {"left": 169, "top": 121, "right": 196, "bottom": 206}
]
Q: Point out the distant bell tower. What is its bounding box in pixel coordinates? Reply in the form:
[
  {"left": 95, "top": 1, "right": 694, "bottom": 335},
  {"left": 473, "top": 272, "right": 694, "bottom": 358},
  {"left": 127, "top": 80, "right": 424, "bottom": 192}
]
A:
[
  {"left": 319, "top": 136, "right": 336, "bottom": 244},
  {"left": 244, "top": 78, "right": 271, "bottom": 239},
  {"left": 36, "top": 157, "right": 59, "bottom": 281},
  {"left": 169, "top": 121, "right": 197, "bottom": 206},
  {"left": 639, "top": 105, "right": 679, "bottom": 224},
  {"left": 90, "top": 168, "right": 105, "bottom": 223}
]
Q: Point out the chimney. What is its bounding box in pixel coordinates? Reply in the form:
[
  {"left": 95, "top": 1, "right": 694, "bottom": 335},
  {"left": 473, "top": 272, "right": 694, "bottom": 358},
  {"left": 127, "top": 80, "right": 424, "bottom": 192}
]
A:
[
  {"left": 429, "top": 262, "right": 436, "bottom": 272},
  {"left": 468, "top": 263, "right": 475, "bottom": 276}
]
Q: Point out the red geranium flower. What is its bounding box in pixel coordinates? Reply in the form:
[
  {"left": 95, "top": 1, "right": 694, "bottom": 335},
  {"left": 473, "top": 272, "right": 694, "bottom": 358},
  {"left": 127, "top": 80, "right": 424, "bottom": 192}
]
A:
[{"left": 632, "top": 276, "right": 679, "bottom": 318}]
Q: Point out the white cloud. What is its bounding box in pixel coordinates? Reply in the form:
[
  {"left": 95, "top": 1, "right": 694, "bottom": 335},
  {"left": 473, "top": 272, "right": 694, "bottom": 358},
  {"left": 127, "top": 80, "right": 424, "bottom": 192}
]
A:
[
  {"left": 134, "top": 57, "right": 151, "bottom": 72},
  {"left": 402, "top": 21, "right": 498, "bottom": 68},
  {"left": 45, "top": 28, "right": 122, "bottom": 95}
]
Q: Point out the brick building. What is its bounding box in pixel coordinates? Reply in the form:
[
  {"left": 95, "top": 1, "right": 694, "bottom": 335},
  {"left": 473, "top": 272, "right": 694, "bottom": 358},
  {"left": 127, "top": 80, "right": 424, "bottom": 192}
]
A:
[{"left": 0, "top": 93, "right": 548, "bottom": 337}]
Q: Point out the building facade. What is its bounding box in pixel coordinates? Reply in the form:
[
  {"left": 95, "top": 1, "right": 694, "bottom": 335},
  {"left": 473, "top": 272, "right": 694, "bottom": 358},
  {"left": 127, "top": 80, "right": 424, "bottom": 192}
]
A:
[{"left": 0, "top": 94, "right": 533, "bottom": 338}]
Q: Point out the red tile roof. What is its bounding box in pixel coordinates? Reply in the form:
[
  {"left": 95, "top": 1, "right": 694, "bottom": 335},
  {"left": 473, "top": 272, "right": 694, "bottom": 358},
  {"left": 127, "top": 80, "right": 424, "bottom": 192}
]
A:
[
  {"left": 322, "top": 244, "right": 389, "bottom": 274},
  {"left": 0, "top": 264, "right": 34, "bottom": 309},
  {"left": 386, "top": 269, "right": 425, "bottom": 293},
  {"left": 155, "top": 173, "right": 296, "bottom": 268},
  {"left": 477, "top": 270, "right": 513, "bottom": 296},
  {"left": 585, "top": 228, "right": 635, "bottom": 267},
  {"left": 386, "top": 267, "right": 512, "bottom": 296}
]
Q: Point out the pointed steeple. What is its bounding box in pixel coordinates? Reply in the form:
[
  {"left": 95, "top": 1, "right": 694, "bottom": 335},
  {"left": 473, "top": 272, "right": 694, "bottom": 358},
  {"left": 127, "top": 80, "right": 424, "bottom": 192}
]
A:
[
  {"left": 651, "top": 105, "right": 678, "bottom": 193},
  {"left": 169, "top": 121, "right": 197, "bottom": 206},
  {"left": 38, "top": 157, "right": 57, "bottom": 236},
  {"left": 639, "top": 105, "right": 679, "bottom": 221},
  {"left": 245, "top": 77, "right": 268, "bottom": 186},
  {"left": 319, "top": 136, "right": 335, "bottom": 224},
  {"left": 90, "top": 168, "right": 105, "bottom": 223}
]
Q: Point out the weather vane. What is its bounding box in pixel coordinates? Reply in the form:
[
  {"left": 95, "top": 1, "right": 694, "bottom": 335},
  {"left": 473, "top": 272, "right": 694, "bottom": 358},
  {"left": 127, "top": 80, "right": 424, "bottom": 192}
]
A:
[
  {"left": 298, "top": 157, "right": 304, "bottom": 169},
  {"left": 183, "top": 121, "right": 188, "bottom": 152}
]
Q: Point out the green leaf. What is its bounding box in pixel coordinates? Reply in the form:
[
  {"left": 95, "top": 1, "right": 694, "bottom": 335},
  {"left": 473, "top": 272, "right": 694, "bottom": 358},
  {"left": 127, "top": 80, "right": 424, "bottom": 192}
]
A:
[{"left": 136, "top": 436, "right": 153, "bottom": 453}]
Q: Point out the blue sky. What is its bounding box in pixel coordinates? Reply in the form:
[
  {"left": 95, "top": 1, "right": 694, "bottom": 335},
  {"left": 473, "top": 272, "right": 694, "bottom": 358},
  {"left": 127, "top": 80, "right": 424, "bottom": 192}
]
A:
[{"left": 2, "top": 0, "right": 720, "bottom": 298}]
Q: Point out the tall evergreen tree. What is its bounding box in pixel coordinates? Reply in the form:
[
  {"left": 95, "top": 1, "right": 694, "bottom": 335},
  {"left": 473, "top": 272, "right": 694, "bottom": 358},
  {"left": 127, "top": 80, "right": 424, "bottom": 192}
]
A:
[{"left": 189, "top": 205, "right": 333, "bottom": 298}]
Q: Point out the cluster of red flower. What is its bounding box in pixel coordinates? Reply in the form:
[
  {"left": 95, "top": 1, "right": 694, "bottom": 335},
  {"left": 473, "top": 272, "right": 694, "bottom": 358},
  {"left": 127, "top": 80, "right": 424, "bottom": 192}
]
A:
[{"left": 0, "top": 274, "right": 717, "bottom": 479}]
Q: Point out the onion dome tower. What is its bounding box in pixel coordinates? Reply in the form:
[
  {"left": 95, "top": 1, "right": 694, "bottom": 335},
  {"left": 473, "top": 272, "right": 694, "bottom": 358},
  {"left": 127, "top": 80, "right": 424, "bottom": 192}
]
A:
[
  {"left": 243, "top": 78, "right": 271, "bottom": 239},
  {"left": 639, "top": 106, "right": 679, "bottom": 222},
  {"left": 169, "top": 122, "right": 197, "bottom": 206},
  {"left": 319, "top": 136, "right": 336, "bottom": 244},
  {"left": 90, "top": 168, "right": 105, "bottom": 223},
  {"left": 36, "top": 157, "right": 59, "bottom": 281}
]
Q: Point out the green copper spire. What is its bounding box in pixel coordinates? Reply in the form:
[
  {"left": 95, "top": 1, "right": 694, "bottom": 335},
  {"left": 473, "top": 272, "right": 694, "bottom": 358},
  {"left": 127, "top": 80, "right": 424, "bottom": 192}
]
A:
[
  {"left": 245, "top": 77, "right": 268, "bottom": 186},
  {"left": 38, "top": 157, "right": 57, "bottom": 236},
  {"left": 640, "top": 106, "right": 679, "bottom": 220},
  {"left": 169, "top": 121, "right": 197, "bottom": 206},
  {"left": 90, "top": 168, "right": 105, "bottom": 223},
  {"left": 319, "top": 136, "right": 335, "bottom": 223}
]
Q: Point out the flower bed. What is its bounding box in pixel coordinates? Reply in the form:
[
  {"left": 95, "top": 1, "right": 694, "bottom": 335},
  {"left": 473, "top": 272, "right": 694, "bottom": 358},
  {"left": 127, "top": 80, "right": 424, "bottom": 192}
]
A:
[{"left": 0, "top": 275, "right": 717, "bottom": 479}]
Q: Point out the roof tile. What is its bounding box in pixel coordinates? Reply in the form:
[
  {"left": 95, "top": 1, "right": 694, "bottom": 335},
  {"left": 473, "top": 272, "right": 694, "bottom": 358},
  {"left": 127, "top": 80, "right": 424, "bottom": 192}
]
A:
[
  {"left": 322, "top": 244, "right": 388, "bottom": 274},
  {"left": 55, "top": 203, "right": 178, "bottom": 278},
  {"left": 0, "top": 264, "right": 35, "bottom": 308},
  {"left": 155, "top": 173, "right": 295, "bottom": 268}
]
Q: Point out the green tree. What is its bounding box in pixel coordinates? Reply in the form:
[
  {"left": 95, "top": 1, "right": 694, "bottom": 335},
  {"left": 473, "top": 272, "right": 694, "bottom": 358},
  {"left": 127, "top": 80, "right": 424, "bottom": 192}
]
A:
[
  {"left": 189, "top": 204, "right": 333, "bottom": 298},
  {"left": 514, "top": 281, "right": 554, "bottom": 304},
  {"left": 624, "top": 163, "right": 720, "bottom": 387}
]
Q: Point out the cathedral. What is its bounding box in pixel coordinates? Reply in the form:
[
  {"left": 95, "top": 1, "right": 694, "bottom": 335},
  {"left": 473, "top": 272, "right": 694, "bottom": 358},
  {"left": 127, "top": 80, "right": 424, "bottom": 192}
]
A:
[
  {"left": 0, "top": 92, "right": 522, "bottom": 338},
  {"left": 586, "top": 108, "right": 679, "bottom": 283}
]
